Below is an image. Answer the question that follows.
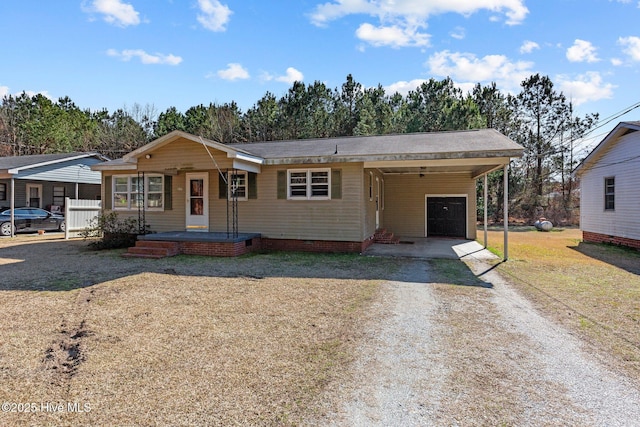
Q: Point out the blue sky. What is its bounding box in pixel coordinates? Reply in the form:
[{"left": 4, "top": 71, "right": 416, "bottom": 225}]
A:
[{"left": 2, "top": 0, "right": 640, "bottom": 153}]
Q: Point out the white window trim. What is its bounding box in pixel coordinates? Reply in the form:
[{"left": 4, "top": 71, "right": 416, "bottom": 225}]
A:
[
  {"left": 112, "top": 174, "right": 164, "bottom": 211},
  {"left": 287, "top": 168, "right": 331, "bottom": 200},
  {"left": 229, "top": 171, "right": 248, "bottom": 201},
  {"left": 604, "top": 176, "right": 615, "bottom": 211}
]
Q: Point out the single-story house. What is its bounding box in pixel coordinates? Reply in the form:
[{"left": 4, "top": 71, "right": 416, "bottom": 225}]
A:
[
  {"left": 92, "top": 129, "right": 523, "bottom": 256},
  {"left": 0, "top": 152, "right": 106, "bottom": 212},
  {"left": 573, "top": 121, "right": 640, "bottom": 250}
]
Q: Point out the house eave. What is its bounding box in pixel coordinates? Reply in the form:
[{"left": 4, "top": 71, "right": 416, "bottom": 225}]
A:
[
  {"left": 573, "top": 121, "right": 640, "bottom": 177},
  {"left": 91, "top": 162, "right": 137, "bottom": 171},
  {"left": 122, "top": 130, "right": 264, "bottom": 164},
  {"left": 262, "top": 150, "right": 522, "bottom": 166}
]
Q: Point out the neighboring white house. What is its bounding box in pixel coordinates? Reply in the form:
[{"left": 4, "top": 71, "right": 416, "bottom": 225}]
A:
[{"left": 573, "top": 121, "right": 640, "bottom": 250}]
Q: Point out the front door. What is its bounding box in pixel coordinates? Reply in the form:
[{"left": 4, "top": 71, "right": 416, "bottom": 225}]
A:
[
  {"left": 426, "top": 196, "right": 466, "bottom": 238},
  {"left": 185, "top": 173, "right": 209, "bottom": 232},
  {"left": 25, "top": 184, "right": 42, "bottom": 208}
]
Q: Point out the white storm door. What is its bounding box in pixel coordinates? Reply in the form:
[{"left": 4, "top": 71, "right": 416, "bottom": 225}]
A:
[
  {"left": 26, "top": 183, "right": 43, "bottom": 208},
  {"left": 185, "top": 173, "right": 209, "bottom": 232}
]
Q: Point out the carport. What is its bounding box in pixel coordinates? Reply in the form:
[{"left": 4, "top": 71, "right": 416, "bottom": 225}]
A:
[{"left": 366, "top": 129, "right": 520, "bottom": 260}]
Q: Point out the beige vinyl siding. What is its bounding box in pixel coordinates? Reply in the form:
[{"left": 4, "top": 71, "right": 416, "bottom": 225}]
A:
[
  {"left": 580, "top": 131, "right": 640, "bottom": 241},
  {"left": 102, "top": 138, "right": 366, "bottom": 241},
  {"left": 384, "top": 173, "right": 477, "bottom": 239},
  {"left": 102, "top": 139, "right": 231, "bottom": 232},
  {"left": 225, "top": 162, "right": 364, "bottom": 241}
]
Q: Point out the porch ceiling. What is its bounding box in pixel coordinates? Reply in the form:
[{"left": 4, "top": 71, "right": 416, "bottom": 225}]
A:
[{"left": 365, "top": 157, "right": 510, "bottom": 179}]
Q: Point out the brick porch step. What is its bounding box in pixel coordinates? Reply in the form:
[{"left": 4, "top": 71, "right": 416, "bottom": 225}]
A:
[
  {"left": 373, "top": 228, "right": 400, "bottom": 244},
  {"left": 122, "top": 241, "right": 180, "bottom": 258}
]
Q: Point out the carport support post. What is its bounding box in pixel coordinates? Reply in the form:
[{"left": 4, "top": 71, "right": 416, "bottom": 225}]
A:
[
  {"left": 10, "top": 177, "right": 15, "bottom": 238},
  {"left": 503, "top": 164, "right": 509, "bottom": 261},
  {"left": 483, "top": 173, "right": 488, "bottom": 248}
]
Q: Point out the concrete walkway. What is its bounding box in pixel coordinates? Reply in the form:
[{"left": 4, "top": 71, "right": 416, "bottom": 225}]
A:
[{"left": 364, "top": 237, "right": 498, "bottom": 261}]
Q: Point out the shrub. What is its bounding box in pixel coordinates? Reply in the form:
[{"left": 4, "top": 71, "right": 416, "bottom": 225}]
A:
[{"left": 80, "top": 212, "right": 149, "bottom": 250}]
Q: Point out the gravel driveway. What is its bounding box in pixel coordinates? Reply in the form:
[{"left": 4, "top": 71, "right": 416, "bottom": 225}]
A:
[{"left": 322, "top": 254, "right": 640, "bottom": 426}]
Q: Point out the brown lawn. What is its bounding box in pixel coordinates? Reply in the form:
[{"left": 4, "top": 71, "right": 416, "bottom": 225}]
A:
[
  {"left": 484, "top": 227, "right": 640, "bottom": 382},
  {"left": 0, "top": 236, "right": 400, "bottom": 426}
]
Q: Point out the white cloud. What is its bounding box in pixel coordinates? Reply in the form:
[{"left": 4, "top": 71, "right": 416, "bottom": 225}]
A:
[
  {"left": 355, "top": 23, "right": 429, "bottom": 47},
  {"left": 310, "top": 0, "right": 528, "bottom": 26},
  {"left": 618, "top": 36, "right": 640, "bottom": 61},
  {"left": 196, "top": 0, "right": 232, "bottom": 32},
  {"left": 276, "top": 67, "right": 304, "bottom": 84},
  {"left": 426, "top": 50, "right": 534, "bottom": 91},
  {"left": 384, "top": 79, "right": 427, "bottom": 96},
  {"left": 519, "top": 40, "right": 539, "bottom": 54},
  {"left": 310, "top": 1, "right": 528, "bottom": 48},
  {"left": 216, "top": 63, "right": 250, "bottom": 81},
  {"left": 107, "top": 49, "right": 182, "bottom": 65},
  {"left": 262, "top": 67, "right": 304, "bottom": 84},
  {"left": 566, "top": 39, "right": 599, "bottom": 63},
  {"left": 450, "top": 26, "right": 465, "bottom": 40},
  {"left": 556, "top": 72, "right": 615, "bottom": 105},
  {"left": 82, "top": 0, "right": 140, "bottom": 27},
  {"left": 0, "top": 85, "right": 9, "bottom": 99},
  {"left": 611, "top": 57, "right": 624, "bottom": 66}
]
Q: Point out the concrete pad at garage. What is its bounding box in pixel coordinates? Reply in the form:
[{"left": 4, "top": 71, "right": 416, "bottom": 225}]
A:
[{"left": 364, "top": 238, "right": 499, "bottom": 261}]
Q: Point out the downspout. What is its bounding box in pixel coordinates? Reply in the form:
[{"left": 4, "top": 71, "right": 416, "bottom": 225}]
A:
[
  {"left": 483, "top": 173, "right": 488, "bottom": 248},
  {"left": 503, "top": 164, "right": 509, "bottom": 261}
]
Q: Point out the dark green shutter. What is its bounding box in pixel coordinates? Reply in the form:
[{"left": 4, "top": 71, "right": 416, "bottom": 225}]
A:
[
  {"left": 218, "top": 172, "right": 228, "bottom": 199},
  {"left": 164, "top": 175, "right": 172, "bottom": 210},
  {"left": 331, "top": 169, "right": 342, "bottom": 199},
  {"left": 277, "top": 170, "right": 287, "bottom": 199},
  {"left": 248, "top": 172, "right": 257, "bottom": 199},
  {"left": 104, "top": 176, "right": 112, "bottom": 210}
]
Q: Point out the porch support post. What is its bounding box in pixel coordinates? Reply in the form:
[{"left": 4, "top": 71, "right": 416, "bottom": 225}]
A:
[
  {"left": 483, "top": 173, "right": 488, "bottom": 248},
  {"left": 10, "top": 177, "right": 15, "bottom": 238},
  {"left": 503, "top": 164, "right": 509, "bottom": 261}
]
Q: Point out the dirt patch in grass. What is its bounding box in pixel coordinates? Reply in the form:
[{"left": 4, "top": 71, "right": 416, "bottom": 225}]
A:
[
  {"left": 0, "top": 235, "right": 400, "bottom": 426},
  {"left": 483, "top": 227, "right": 640, "bottom": 383}
]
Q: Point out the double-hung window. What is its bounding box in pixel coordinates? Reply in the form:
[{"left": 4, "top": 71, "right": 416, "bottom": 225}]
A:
[
  {"left": 113, "top": 175, "right": 164, "bottom": 210},
  {"left": 288, "top": 169, "right": 330, "bottom": 200},
  {"left": 604, "top": 177, "right": 615, "bottom": 211}
]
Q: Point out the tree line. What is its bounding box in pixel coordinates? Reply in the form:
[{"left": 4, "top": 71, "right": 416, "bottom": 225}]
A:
[{"left": 0, "top": 73, "right": 598, "bottom": 223}]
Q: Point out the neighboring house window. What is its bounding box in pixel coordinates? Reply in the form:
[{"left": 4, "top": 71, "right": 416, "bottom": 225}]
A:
[
  {"left": 287, "top": 169, "right": 331, "bottom": 200},
  {"left": 229, "top": 171, "right": 247, "bottom": 201},
  {"left": 53, "top": 186, "right": 65, "bottom": 207},
  {"left": 604, "top": 177, "right": 615, "bottom": 211},
  {"left": 113, "top": 175, "right": 164, "bottom": 210},
  {"left": 0, "top": 183, "right": 6, "bottom": 201}
]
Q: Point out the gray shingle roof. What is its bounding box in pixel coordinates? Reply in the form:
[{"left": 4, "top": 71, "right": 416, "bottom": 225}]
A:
[
  {"left": 0, "top": 152, "right": 105, "bottom": 170},
  {"left": 227, "top": 129, "right": 523, "bottom": 162}
]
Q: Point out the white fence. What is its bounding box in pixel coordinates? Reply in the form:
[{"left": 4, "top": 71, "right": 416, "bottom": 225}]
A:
[{"left": 64, "top": 197, "right": 101, "bottom": 239}]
